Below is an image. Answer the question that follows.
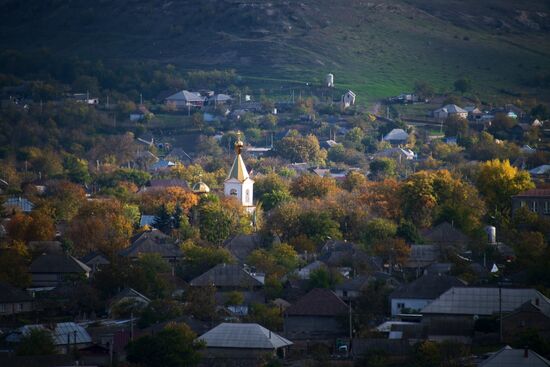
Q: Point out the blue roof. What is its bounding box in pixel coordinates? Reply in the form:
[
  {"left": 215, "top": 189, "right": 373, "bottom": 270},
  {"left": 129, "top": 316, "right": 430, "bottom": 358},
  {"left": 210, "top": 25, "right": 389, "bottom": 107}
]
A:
[{"left": 3, "top": 197, "right": 34, "bottom": 212}]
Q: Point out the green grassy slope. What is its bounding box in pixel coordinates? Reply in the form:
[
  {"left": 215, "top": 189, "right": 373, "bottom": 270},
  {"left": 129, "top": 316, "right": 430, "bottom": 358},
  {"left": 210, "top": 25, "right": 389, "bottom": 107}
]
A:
[{"left": 1, "top": 0, "right": 549, "bottom": 103}]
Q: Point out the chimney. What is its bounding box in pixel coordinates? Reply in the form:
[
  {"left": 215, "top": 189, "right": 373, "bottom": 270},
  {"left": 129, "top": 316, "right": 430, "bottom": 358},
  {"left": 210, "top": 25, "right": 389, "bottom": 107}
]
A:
[{"left": 524, "top": 347, "right": 529, "bottom": 358}]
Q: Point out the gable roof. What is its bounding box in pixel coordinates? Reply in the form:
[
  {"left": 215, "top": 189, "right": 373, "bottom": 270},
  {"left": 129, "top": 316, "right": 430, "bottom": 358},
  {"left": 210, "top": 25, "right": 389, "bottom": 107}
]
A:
[
  {"left": 119, "top": 230, "right": 181, "bottom": 259},
  {"left": 0, "top": 282, "right": 33, "bottom": 303},
  {"left": 80, "top": 251, "right": 110, "bottom": 265},
  {"left": 29, "top": 254, "right": 91, "bottom": 274},
  {"left": 421, "top": 222, "right": 469, "bottom": 246},
  {"left": 405, "top": 245, "right": 440, "bottom": 268},
  {"left": 285, "top": 288, "right": 348, "bottom": 316},
  {"left": 529, "top": 165, "right": 550, "bottom": 175},
  {"left": 422, "top": 287, "right": 550, "bottom": 316},
  {"left": 189, "top": 263, "right": 264, "bottom": 288},
  {"left": 223, "top": 233, "right": 262, "bottom": 263},
  {"left": 390, "top": 274, "right": 465, "bottom": 300},
  {"left": 383, "top": 129, "right": 409, "bottom": 142},
  {"left": 166, "top": 90, "right": 205, "bottom": 103},
  {"left": 198, "top": 323, "right": 292, "bottom": 349},
  {"left": 480, "top": 346, "right": 550, "bottom": 367},
  {"left": 434, "top": 104, "right": 467, "bottom": 114}
]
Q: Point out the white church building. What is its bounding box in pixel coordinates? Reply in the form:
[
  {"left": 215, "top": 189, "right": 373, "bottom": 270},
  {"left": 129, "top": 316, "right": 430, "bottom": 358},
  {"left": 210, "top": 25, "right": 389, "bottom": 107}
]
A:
[{"left": 224, "top": 133, "right": 255, "bottom": 213}]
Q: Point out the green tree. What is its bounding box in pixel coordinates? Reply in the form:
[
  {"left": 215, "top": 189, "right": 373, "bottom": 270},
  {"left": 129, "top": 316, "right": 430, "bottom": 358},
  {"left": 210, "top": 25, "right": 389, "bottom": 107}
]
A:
[
  {"left": 153, "top": 204, "right": 173, "bottom": 234},
  {"left": 126, "top": 323, "right": 204, "bottom": 367},
  {"left": 369, "top": 158, "right": 396, "bottom": 180},
  {"left": 453, "top": 78, "right": 472, "bottom": 94},
  {"left": 16, "top": 329, "right": 57, "bottom": 356},
  {"left": 63, "top": 154, "right": 91, "bottom": 184}
]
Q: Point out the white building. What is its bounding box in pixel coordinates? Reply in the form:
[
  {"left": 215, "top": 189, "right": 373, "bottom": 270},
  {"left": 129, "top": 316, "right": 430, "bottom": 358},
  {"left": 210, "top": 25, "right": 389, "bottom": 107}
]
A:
[
  {"left": 342, "top": 90, "right": 356, "bottom": 108},
  {"left": 224, "top": 133, "right": 255, "bottom": 213},
  {"left": 433, "top": 104, "right": 468, "bottom": 120},
  {"left": 326, "top": 73, "right": 334, "bottom": 88}
]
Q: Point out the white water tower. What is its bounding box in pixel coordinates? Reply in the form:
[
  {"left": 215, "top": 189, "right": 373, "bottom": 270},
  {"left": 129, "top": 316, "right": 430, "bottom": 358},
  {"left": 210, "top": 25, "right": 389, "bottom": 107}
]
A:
[
  {"left": 326, "top": 73, "right": 334, "bottom": 88},
  {"left": 485, "top": 225, "right": 497, "bottom": 244}
]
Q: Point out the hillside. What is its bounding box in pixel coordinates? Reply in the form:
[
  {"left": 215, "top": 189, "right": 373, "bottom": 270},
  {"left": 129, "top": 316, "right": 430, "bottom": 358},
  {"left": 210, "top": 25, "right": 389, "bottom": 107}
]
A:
[{"left": 1, "top": 0, "right": 550, "bottom": 102}]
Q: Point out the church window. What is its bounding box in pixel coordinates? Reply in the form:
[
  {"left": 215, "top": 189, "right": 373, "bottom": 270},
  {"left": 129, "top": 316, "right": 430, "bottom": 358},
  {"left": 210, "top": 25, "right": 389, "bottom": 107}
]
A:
[
  {"left": 230, "top": 189, "right": 237, "bottom": 196},
  {"left": 245, "top": 189, "right": 250, "bottom": 203}
]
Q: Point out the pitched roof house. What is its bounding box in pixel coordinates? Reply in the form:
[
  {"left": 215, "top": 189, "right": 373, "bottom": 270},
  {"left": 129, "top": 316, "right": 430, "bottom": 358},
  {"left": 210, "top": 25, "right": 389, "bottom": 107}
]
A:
[
  {"left": 0, "top": 282, "right": 33, "bottom": 315},
  {"left": 29, "top": 254, "right": 91, "bottom": 287},
  {"left": 433, "top": 104, "right": 468, "bottom": 120},
  {"left": 383, "top": 129, "right": 409, "bottom": 145},
  {"left": 198, "top": 323, "right": 292, "bottom": 361},
  {"left": 512, "top": 188, "right": 550, "bottom": 218},
  {"left": 119, "top": 229, "right": 182, "bottom": 262},
  {"left": 389, "top": 274, "right": 466, "bottom": 315},
  {"left": 420, "top": 222, "right": 469, "bottom": 249},
  {"left": 284, "top": 288, "right": 349, "bottom": 340},
  {"left": 165, "top": 90, "right": 206, "bottom": 108},
  {"left": 189, "top": 263, "right": 264, "bottom": 290},
  {"left": 223, "top": 233, "right": 263, "bottom": 264}
]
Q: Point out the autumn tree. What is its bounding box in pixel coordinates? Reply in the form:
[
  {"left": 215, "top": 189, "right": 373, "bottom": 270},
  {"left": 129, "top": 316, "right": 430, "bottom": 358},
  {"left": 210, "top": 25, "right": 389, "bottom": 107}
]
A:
[
  {"left": 290, "top": 174, "right": 337, "bottom": 199},
  {"left": 43, "top": 180, "right": 87, "bottom": 221},
  {"left": 0, "top": 247, "right": 31, "bottom": 287},
  {"left": 401, "top": 170, "right": 485, "bottom": 231},
  {"left": 274, "top": 134, "right": 326, "bottom": 164},
  {"left": 7, "top": 210, "right": 55, "bottom": 243},
  {"left": 369, "top": 158, "right": 396, "bottom": 180},
  {"left": 247, "top": 243, "right": 299, "bottom": 278},
  {"left": 476, "top": 159, "right": 534, "bottom": 215},
  {"left": 140, "top": 186, "right": 198, "bottom": 215},
  {"left": 67, "top": 199, "right": 133, "bottom": 256},
  {"left": 197, "top": 197, "right": 250, "bottom": 245}
]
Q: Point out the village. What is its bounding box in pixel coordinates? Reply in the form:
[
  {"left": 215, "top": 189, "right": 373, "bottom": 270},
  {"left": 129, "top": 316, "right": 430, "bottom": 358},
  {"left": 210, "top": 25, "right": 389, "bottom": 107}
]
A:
[{"left": 0, "top": 67, "right": 550, "bottom": 367}]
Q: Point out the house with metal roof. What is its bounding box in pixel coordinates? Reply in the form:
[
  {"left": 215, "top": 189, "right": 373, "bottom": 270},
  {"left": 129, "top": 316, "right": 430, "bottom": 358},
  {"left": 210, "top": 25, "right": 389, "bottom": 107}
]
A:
[
  {"left": 29, "top": 254, "right": 91, "bottom": 287},
  {"left": 479, "top": 345, "right": 550, "bottom": 367},
  {"left": 433, "top": 104, "right": 468, "bottom": 120},
  {"left": 198, "top": 323, "right": 292, "bottom": 362},
  {"left": 189, "top": 263, "right": 264, "bottom": 290},
  {"left": 284, "top": 288, "right": 349, "bottom": 341},
  {"left": 3, "top": 196, "right": 34, "bottom": 214},
  {"left": 383, "top": 128, "right": 409, "bottom": 146},
  {"left": 165, "top": 90, "right": 206, "bottom": 109},
  {"left": 6, "top": 322, "right": 92, "bottom": 353},
  {"left": 420, "top": 287, "right": 550, "bottom": 342},
  {"left": 389, "top": 274, "right": 466, "bottom": 316}
]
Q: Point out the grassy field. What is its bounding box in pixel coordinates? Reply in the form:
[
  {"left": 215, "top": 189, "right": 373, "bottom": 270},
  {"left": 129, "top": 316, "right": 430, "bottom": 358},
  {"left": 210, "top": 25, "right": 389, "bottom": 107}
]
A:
[{"left": 1, "top": 0, "right": 549, "bottom": 105}]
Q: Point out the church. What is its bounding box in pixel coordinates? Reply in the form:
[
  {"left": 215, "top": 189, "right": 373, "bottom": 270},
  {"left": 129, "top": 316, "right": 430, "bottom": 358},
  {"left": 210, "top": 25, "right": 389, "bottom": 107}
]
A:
[{"left": 224, "top": 133, "right": 255, "bottom": 213}]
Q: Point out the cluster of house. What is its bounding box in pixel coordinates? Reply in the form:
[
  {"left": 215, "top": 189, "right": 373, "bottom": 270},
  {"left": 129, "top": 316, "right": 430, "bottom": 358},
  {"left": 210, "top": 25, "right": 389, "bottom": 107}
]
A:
[{"left": 2, "top": 208, "right": 550, "bottom": 365}]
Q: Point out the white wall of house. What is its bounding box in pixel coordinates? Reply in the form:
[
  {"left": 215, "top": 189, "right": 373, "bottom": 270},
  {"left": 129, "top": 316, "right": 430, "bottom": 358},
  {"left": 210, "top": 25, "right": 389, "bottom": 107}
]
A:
[
  {"left": 391, "top": 298, "right": 432, "bottom": 315},
  {"left": 224, "top": 178, "right": 254, "bottom": 207}
]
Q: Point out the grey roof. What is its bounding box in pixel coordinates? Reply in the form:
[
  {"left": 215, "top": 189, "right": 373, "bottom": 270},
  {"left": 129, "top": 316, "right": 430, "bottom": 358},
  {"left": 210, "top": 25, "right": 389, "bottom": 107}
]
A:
[
  {"left": 3, "top": 197, "right": 34, "bottom": 212},
  {"left": 8, "top": 322, "right": 91, "bottom": 346},
  {"left": 119, "top": 230, "right": 182, "bottom": 259},
  {"left": 434, "top": 104, "right": 467, "bottom": 114},
  {"left": 166, "top": 90, "right": 205, "bottom": 103},
  {"left": 223, "top": 234, "right": 262, "bottom": 263},
  {"left": 189, "top": 263, "right": 264, "bottom": 288},
  {"left": 139, "top": 214, "right": 156, "bottom": 227},
  {"left": 29, "top": 254, "right": 91, "bottom": 274},
  {"left": 210, "top": 93, "right": 232, "bottom": 102},
  {"left": 383, "top": 129, "right": 409, "bottom": 142},
  {"left": 422, "top": 287, "right": 550, "bottom": 316},
  {"left": 285, "top": 288, "right": 349, "bottom": 316},
  {"left": 334, "top": 275, "right": 371, "bottom": 292},
  {"left": 480, "top": 346, "right": 550, "bottom": 367},
  {"left": 405, "top": 245, "right": 440, "bottom": 268},
  {"left": 0, "top": 282, "right": 33, "bottom": 303},
  {"left": 390, "top": 274, "right": 465, "bottom": 300},
  {"left": 199, "top": 323, "right": 292, "bottom": 349},
  {"left": 421, "top": 222, "right": 469, "bottom": 247},
  {"left": 530, "top": 165, "right": 550, "bottom": 175}
]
